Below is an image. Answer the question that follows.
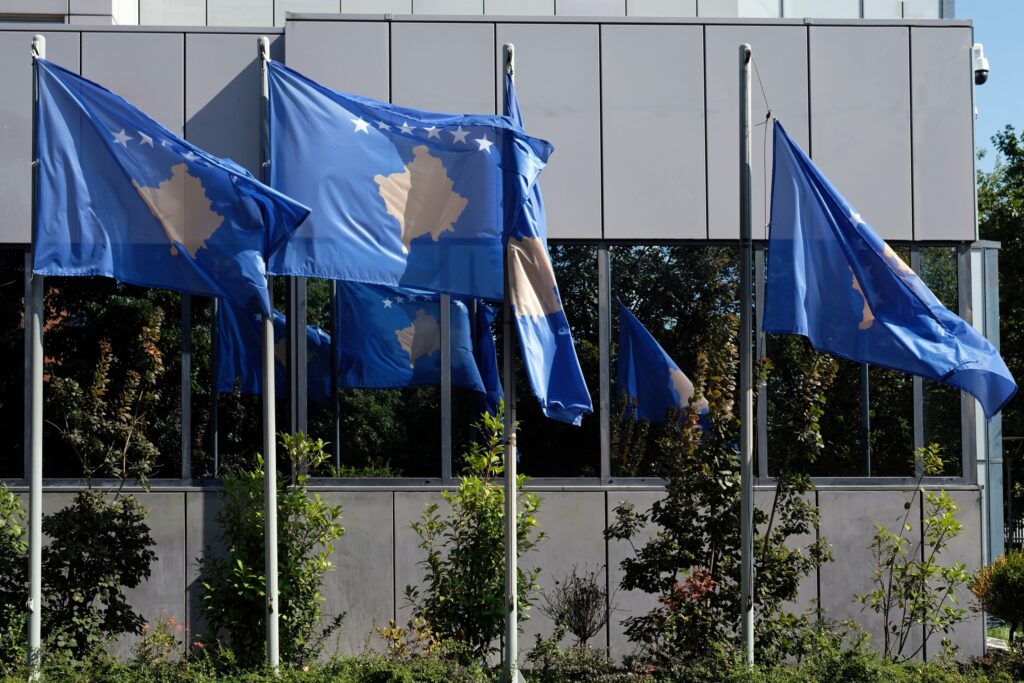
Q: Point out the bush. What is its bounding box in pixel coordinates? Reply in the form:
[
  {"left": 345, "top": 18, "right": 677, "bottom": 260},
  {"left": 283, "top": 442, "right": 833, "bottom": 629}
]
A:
[
  {"left": 971, "top": 549, "right": 1024, "bottom": 643},
  {"left": 539, "top": 565, "right": 614, "bottom": 649},
  {"left": 199, "top": 433, "right": 345, "bottom": 667},
  {"left": 0, "top": 484, "right": 27, "bottom": 675},
  {"left": 405, "top": 406, "right": 544, "bottom": 663}
]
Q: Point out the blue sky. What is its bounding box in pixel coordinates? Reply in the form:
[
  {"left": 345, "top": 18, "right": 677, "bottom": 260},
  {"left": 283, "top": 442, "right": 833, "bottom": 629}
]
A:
[{"left": 956, "top": 0, "right": 1023, "bottom": 171}]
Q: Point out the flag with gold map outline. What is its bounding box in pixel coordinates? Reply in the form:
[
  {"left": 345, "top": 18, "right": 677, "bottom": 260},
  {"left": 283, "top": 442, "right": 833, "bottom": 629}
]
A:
[
  {"left": 764, "top": 120, "right": 1016, "bottom": 419},
  {"left": 33, "top": 59, "right": 309, "bottom": 318}
]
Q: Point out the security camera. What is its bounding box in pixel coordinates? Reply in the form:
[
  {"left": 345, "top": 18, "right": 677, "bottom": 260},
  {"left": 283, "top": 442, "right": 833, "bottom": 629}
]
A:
[{"left": 972, "top": 43, "right": 989, "bottom": 85}]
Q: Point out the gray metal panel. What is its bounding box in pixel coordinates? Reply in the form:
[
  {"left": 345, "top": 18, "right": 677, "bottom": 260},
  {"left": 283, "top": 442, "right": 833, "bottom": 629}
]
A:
[
  {"left": 139, "top": 0, "right": 206, "bottom": 25},
  {"left": 185, "top": 32, "right": 283, "bottom": 176},
  {"left": 390, "top": 22, "right": 495, "bottom": 114},
  {"left": 933, "top": 489, "right": 984, "bottom": 659},
  {"left": 393, "top": 491, "right": 444, "bottom": 624},
  {"left": 706, "top": 25, "right": 808, "bottom": 239},
  {"left": 413, "top": 0, "right": 483, "bottom": 13},
  {"left": 486, "top": 0, "right": 554, "bottom": 14},
  {"left": 738, "top": 0, "right": 779, "bottom": 16},
  {"left": 783, "top": 0, "right": 858, "bottom": 17},
  {"left": 275, "top": 0, "right": 340, "bottom": 26},
  {"left": 697, "top": 0, "right": 737, "bottom": 16},
  {"left": 903, "top": 0, "right": 942, "bottom": 18},
  {"left": 911, "top": 27, "right": 974, "bottom": 241},
  {"left": 496, "top": 23, "right": 602, "bottom": 239},
  {"left": 625, "top": 0, "right": 695, "bottom": 15},
  {"left": 862, "top": 0, "right": 902, "bottom": 17},
  {"left": 601, "top": 24, "right": 705, "bottom": 240},
  {"left": 344, "top": 0, "right": 412, "bottom": 12},
  {"left": 606, "top": 490, "right": 663, "bottom": 659},
  {"left": 70, "top": 0, "right": 112, "bottom": 13},
  {"left": 0, "top": 0, "right": 67, "bottom": 14},
  {"left": 818, "top": 489, "right": 924, "bottom": 659},
  {"left": 0, "top": 30, "right": 79, "bottom": 244},
  {"left": 285, "top": 20, "right": 389, "bottom": 101},
  {"left": 82, "top": 32, "right": 185, "bottom": 135},
  {"left": 69, "top": 14, "right": 115, "bottom": 23},
  {"left": 810, "top": 26, "right": 913, "bottom": 240},
  {"left": 320, "top": 491, "right": 395, "bottom": 654},
  {"left": 522, "top": 492, "right": 608, "bottom": 651},
  {"left": 557, "top": 0, "right": 625, "bottom": 15},
  {"left": 207, "top": 0, "right": 273, "bottom": 26},
  {"left": 185, "top": 490, "right": 224, "bottom": 636}
]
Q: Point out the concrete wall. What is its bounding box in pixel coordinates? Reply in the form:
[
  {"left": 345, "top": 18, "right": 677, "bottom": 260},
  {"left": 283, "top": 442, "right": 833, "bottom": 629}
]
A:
[
  {"left": 0, "top": 16, "right": 975, "bottom": 245},
  {"left": 14, "top": 483, "right": 985, "bottom": 662}
]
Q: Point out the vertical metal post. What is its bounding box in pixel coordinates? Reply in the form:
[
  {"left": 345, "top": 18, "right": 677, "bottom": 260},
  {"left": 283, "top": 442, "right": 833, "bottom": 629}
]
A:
[
  {"left": 28, "top": 33, "right": 45, "bottom": 680},
  {"left": 288, "top": 277, "right": 307, "bottom": 439},
  {"left": 502, "top": 42, "right": 522, "bottom": 683},
  {"left": 754, "top": 244, "right": 768, "bottom": 479},
  {"left": 329, "top": 280, "right": 341, "bottom": 471},
  {"left": 181, "top": 294, "right": 192, "bottom": 480},
  {"left": 738, "top": 43, "right": 755, "bottom": 667},
  {"left": 860, "top": 364, "right": 871, "bottom": 476},
  {"left": 598, "top": 245, "right": 611, "bottom": 482},
  {"left": 211, "top": 297, "right": 220, "bottom": 476},
  {"left": 984, "top": 245, "right": 1005, "bottom": 560},
  {"left": 910, "top": 247, "right": 924, "bottom": 464},
  {"left": 258, "top": 35, "right": 280, "bottom": 670},
  {"left": 441, "top": 293, "right": 453, "bottom": 482}
]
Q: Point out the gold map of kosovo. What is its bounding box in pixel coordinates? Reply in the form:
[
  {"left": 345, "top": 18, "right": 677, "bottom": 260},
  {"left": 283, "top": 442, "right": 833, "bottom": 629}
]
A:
[
  {"left": 670, "top": 368, "right": 709, "bottom": 412},
  {"left": 394, "top": 309, "right": 441, "bottom": 368},
  {"left": 508, "top": 236, "right": 562, "bottom": 318},
  {"left": 374, "top": 145, "right": 469, "bottom": 254},
  {"left": 133, "top": 163, "right": 222, "bottom": 258}
]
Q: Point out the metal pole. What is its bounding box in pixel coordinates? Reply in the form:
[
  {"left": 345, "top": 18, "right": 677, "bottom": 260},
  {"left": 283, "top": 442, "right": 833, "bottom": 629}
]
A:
[
  {"left": 258, "top": 35, "right": 280, "bottom": 670},
  {"left": 28, "top": 33, "right": 45, "bottom": 681},
  {"left": 329, "top": 280, "right": 340, "bottom": 471},
  {"left": 861, "top": 363, "right": 871, "bottom": 476},
  {"left": 181, "top": 294, "right": 192, "bottom": 480},
  {"left": 738, "top": 43, "right": 755, "bottom": 667},
  {"left": 211, "top": 297, "right": 220, "bottom": 476},
  {"left": 598, "top": 245, "right": 611, "bottom": 482},
  {"left": 441, "top": 293, "right": 453, "bottom": 482},
  {"left": 502, "top": 42, "right": 522, "bottom": 683}
]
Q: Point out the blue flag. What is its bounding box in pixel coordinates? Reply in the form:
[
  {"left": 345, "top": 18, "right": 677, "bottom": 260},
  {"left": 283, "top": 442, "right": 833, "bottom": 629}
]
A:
[
  {"left": 617, "top": 301, "right": 707, "bottom": 424},
  {"left": 472, "top": 302, "right": 504, "bottom": 416},
  {"left": 265, "top": 61, "right": 552, "bottom": 301},
  {"left": 504, "top": 75, "right": 593, "bottom": 426},
  {"left": 33, "top": 59, "right": 309, "bottom": 317},
  {"left": 215, "top": 304, "right": 333, "bottom": 405},
  {"left": 337, "top": 281, "right": 495, "bottom": 401},
  {"left": 764, "top": 121, "right": 1016, "bottom": 419}
]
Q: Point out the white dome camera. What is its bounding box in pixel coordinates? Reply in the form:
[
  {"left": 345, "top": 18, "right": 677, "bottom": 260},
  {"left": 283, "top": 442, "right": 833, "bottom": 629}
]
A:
[{"left": 972, "top": 43, "right": 989, "bottom": 85}]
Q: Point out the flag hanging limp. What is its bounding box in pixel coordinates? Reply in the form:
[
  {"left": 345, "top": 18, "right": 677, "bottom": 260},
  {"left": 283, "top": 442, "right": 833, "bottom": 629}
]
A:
[
  {"left": 33, "top": 59, "right": 309, "bottom": 317},
  {"left": 264, "top": 61, "right": 552, "bottom": 302},
  {"left": 764, "top": 120, "right": 1016, "bottom": 419},
  {"left": 504, "top": 73, "right": 593, "bottom": 426}
]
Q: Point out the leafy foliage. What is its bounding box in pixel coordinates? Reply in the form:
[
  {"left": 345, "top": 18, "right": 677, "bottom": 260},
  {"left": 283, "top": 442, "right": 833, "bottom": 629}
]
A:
[
  {"left": 0, "top": 484, "right": 28, "bottom": 675},
  {"left": 856, "top": 444, "right": 970, "bottom": 662},
  {"left": 406, "top": 405, "right": 544, "bottom": 662},
  {"left": 971, "top": 549, "right": 1024, "bottom": 643},
  {"left": 199, "top": 433, "right": 345, "bottom": 666},
  {"left": 41, "top": 490, "right": 157, "bottom": 660}
]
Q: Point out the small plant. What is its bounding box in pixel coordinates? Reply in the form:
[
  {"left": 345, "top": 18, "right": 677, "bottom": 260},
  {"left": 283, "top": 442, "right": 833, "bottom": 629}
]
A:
[
  {"left": 0, "top": 484, "right": 28, "bottom": 676},
  {"left": 540, "top": 565, "right": 615, "bottom": 648},
  {"left": 375, "top": 617, "right": 443, "bottom": 661},
  {"left": 199, "top": 432, "right": 345, "bottom": 666},
  {"left": 405, "top": 404, "right": 544, "bottom": 663},
  {"left": 132, "top": 612, "right": 186, "bottom": 664},
  {"left": 857, "top": 443, "right": 970, "bottom": 662},
  {"left": 971, "top": 549, "right": 1024, "bottom": 643}
]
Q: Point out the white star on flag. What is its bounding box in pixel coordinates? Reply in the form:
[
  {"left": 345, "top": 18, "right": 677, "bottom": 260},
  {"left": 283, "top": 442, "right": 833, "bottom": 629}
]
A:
[
  {"left": 352, "top": 117, "right": 370, "bottom": 134},
  {"left": 395, "top": 295, "right": 405, "bottom": 303},
  {"left": 450, "top": 126, "right": 469, "bottom": 144},
  {"left": 424, "top": 125, "right": 441, "bottom": 139},
  {"left": 112, "top": 128, "right": 132, "bottom": 147},
  {"left": 377, "top": 120, "right": 391, "bottom": 131},
  {"left": 475, "top": 136, "right": 493, "bottom": 153},
  {"left": 138, "top": 131, "right": 154, "bottom": 147},
  {"left": 400, "top": 121, "right": 415, "bottom": 135},
  {"left": 183, "top": 150, "right": 197, "bottom": 161},
  {"left": 382, "top": 298, "right": 393, "bottom": 309}
]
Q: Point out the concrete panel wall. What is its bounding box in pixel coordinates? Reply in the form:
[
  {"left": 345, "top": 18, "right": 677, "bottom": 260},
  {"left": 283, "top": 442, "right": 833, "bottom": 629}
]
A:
[{"left": 390, "top": 22, "right": 495, "bottom": 114}]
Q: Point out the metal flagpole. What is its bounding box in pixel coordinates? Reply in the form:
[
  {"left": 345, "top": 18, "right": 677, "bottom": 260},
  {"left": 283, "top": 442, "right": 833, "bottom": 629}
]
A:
[
  {"left": 28, "top": 33, "right": 45, "bottom": 681},
  {"left": 258, "top": 35, "right": 280, "bottom": 670},
  {"left": 739, "top": 43, "right": 756, "bottom": 667},
  {"left": 501, "top": 42, "right": 523, "bottom": 683},
  {"left": 329, "top": 280, "right": 341, "bottom": 471}
]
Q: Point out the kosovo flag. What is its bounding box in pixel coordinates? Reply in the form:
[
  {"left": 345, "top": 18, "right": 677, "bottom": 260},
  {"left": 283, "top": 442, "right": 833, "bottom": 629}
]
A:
[
  {"left": 617, "top": 301, "right": 708, "bottom": 423},
  {"left": 33, "top": 59, "right": 309, "bottom": 317},
  {"left": 265, "top": 61, "right": 552, "bottom": 301},
  {"left": 336, "top": 281, "right": 494, "bottom": 399},
  {"left": 764, "top": 121, "right": 1016, "bottom": 419},
  {"left": 215, "top": 304, "right": 333, "bottom": 405},
  {"left": 472, "top": 302, "right": 504, "bottom": 416},
  {"left": 504, "top": 74, "right": 593, "bottom": 426}
]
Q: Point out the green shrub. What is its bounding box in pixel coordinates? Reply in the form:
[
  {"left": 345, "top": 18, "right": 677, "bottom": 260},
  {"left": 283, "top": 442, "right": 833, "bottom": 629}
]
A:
[
  {"left": 199, "top": 433, "right": 345, "bottom": 667},
  {"left": 971, "top": 550, "right": 1024, "bottom": 643},
  {"left": 405, "top": 405, "right": 544, "bottom": 663},
  {"left": 0, "top": 484, "right": 27, "bottom": 676}
]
